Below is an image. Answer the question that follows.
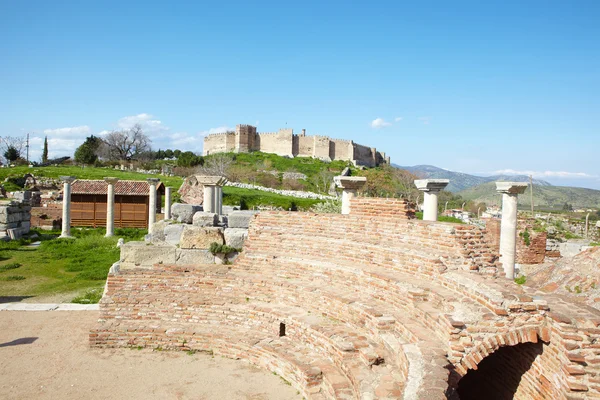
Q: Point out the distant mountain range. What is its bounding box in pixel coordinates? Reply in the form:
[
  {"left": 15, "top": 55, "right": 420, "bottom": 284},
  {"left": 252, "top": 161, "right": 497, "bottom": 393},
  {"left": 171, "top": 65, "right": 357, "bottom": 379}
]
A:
[
  {"left": 394, "top": 164, "right": 551, "bottom": 192},
  {"left": 394, "top": 164, "right": 600, "bottom": 209}
]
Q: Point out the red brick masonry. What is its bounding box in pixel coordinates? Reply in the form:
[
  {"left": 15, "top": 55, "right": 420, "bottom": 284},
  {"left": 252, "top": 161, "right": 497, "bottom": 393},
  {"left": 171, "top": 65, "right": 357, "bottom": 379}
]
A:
[{"left": 92, "top": 211, "right": 600, "bottom": 399}]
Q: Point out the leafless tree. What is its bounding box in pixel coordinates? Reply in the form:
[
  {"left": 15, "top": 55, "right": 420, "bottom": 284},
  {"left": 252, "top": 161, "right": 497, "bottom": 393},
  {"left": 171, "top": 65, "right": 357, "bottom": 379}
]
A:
[
  {"left": 98, "top": 124, "right": 152, "bottom": 161},
  {"left": 197, "top": 153, "right": 234, "bottom": 177},
  {"left": 0, "top": 136, "right": 27, "bottom": 163}
]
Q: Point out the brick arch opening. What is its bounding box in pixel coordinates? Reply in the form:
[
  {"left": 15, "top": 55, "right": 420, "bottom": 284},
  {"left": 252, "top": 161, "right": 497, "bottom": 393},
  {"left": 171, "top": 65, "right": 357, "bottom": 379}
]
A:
[{"left": 456, "top": 341, "right": 544, "bottom": 400}]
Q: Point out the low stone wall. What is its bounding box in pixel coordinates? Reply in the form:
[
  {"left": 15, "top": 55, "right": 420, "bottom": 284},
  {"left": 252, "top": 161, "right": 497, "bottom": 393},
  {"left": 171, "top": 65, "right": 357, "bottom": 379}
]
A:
[{"left": 0, "top": 200, "right": 31, "bottom": 239}]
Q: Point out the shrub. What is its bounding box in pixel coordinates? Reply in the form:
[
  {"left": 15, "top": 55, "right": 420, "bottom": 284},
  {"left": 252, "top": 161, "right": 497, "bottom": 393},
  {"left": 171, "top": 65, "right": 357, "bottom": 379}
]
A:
[
  {"left": 514, "top": 276, "right": 526, "bottom": 285},
  {"left": 72, "top": 288, "right": 103, "bottom": 304},
  {"left": 311, "top": 199, "right": 342, "bottom": 214},
  {"left": 3, "top": 275, "right": 25, "bottom": 281}
]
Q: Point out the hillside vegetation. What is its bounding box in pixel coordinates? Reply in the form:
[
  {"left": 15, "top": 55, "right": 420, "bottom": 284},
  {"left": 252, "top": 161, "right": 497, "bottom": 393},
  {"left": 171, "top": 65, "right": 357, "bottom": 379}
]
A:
[{"left": 458, "top": 182, "right": 600, "bottom": 210}]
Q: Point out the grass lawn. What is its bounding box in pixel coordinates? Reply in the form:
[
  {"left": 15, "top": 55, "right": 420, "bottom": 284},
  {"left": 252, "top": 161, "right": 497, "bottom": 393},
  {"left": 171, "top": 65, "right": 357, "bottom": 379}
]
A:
[
  {"left": 223, "top": 186, "right": 321, "bottom": 210},
  {"left": 0, "top": 165, "right": 184, "bottom": 191},
  {"left": 0, "top": 227, "right": 145, "bottom": 303}
]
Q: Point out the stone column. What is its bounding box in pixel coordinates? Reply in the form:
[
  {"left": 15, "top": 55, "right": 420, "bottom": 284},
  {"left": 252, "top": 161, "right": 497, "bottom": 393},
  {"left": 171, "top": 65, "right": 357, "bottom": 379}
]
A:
[
  {"left": 334, "top": 176, "right": 367, "bottom": 215},
  {"left": 104, "top": 177, "right": 119, "bottom": 237},
  {"left": 215, "top": 186, "right": 223, "bottom": 215},
  {"left": 165, "top": 187, "right": 172, "bottom": 220},
  {"left": 59, "top": 176, "right": 76, "bottom": 238},
  {"left": 496, "top": 182, "right": 528, "bottom": 279},
  {"left": 196, "top": 176, "right": 228, "bottom": 214},
  {"left": 147, "top": 178, "right": 160, "bottom": 233},
  {"left": 414, "top": 179, "right": 450, "bottom": 221}
]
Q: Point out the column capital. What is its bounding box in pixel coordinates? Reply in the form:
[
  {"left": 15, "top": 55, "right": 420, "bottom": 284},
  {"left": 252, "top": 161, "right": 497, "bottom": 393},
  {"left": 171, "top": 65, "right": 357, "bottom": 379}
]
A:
[
  {"left": 414, "top": 179, "right": 449, "bottom": 192},
  {"left": 334, "top": 176, "right": 367, "bottom": 190},
  {"left": 60, "top": 176, "right": 76, "bottom": 183},
  {"left": 104, "top": 177, "right": 119, "bottom": 185},
  {"left": 495, "top": 182, "right": 528, "bottom": 195},
  {"left": 194, "top": 175, "right": 228, "bottom": 187},
  {"left": 147, "top": 178, "right": 161, "bottom": 185}
]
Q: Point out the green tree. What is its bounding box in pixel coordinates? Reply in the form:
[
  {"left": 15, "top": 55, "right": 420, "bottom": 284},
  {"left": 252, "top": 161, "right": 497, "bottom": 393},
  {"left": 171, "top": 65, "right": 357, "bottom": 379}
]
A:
[
  {"left": 42, "top": 136, "right": 49, "bottom": 163},
  {"left": 74, "top": 135, "right": 102, "bottom": 164},
  {"left": 177, "top": 151, "right": 204, "bottom": 167},
  {"left": 4, "top": 146, "right": 19, "bottom": 163}
]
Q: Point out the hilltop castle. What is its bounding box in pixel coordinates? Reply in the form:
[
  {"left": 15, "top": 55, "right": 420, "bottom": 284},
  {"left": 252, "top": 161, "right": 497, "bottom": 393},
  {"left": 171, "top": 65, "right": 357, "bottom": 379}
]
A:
[{"left": 203, "top": 124, "right": 390, "bottom": 167}]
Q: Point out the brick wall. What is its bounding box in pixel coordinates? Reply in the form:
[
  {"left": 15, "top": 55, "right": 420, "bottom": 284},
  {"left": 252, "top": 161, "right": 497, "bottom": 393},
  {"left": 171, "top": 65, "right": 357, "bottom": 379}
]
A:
[
  {"left": 92, "top": 210, "right": 600, "bottom": 399},
  {"left": 484, "top": 218, "right": 547, "bottom": 264},
  {"left": 349, "top": 197, "right": 415, "bottom": 219},
  {"left": 30, "top": 206, "right": 62, "bottom": 229},
  {"left": 516, "top": 220, "right": 547, "bottom": 264}
]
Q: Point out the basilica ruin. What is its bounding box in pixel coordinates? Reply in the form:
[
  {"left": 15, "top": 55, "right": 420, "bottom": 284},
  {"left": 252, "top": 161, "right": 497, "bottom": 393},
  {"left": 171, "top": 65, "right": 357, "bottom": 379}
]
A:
[
  {"left": 89, "top": 177, "right": 600, "bottom": 400},
  {"left": 203, "top": 124, "right": 390, "bottom": 167}
]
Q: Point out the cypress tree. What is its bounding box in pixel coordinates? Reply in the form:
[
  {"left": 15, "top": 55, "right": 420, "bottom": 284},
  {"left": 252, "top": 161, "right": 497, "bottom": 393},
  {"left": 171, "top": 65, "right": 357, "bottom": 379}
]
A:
[{"left": 42, "top": 136, "right": 49, "bottom": 163}]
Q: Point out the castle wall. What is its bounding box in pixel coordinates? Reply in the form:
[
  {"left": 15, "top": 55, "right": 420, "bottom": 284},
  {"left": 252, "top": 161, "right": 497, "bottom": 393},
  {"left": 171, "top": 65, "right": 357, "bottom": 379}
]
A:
[
  {"left": 202, "top": 123, "right": 390, "bottom": 165},
  {"left": 255, "top": 130, "right": 293, "bottom": 157},
  {"left": 296, "top": 135, "right": 314, "bottom": 157},
  {"left": 330, "top": 139, "right": 353, "bottom": 161},
  {"left": 353, "top": 143, "right": 376, "bottom": 167},
  {"left": 203, "top": 133, "right": 235, "bottom": 156},
  {"left": 312, "top": 136, "right": 331, "bottom": 161}
]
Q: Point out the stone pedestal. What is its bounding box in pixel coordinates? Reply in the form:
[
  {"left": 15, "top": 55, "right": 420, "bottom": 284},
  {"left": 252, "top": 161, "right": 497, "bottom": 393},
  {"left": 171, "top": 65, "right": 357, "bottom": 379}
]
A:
[
  {"left": 334, "top": 176, "right": 367, "bottom": 215},
  {"left": 59, "top": 176, "right": 76, "bottom": 238},
  {"left": 195, "top": 176, "right": 227, "bottom": 214},
  {"left": 165, "top": 187, "right": 172, "bottom": 220},
  {"left": 414, "top": 179, "right": 449, "bottom": 221},
  {"left": 104, "top": 177, "right": 119, "bottom": 237},
  {"left": 147, "top": 178, "right": 161, "bottom": 233},
  {"left": 496, "top": 182, "right": 528, "bottom": 279}
]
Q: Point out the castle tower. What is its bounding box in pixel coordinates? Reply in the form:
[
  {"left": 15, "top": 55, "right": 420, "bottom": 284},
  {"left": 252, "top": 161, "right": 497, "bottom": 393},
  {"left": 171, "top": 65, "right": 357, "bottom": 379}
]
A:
[{"left": 235, "top": 124, "right": 257, "bottom": 153}]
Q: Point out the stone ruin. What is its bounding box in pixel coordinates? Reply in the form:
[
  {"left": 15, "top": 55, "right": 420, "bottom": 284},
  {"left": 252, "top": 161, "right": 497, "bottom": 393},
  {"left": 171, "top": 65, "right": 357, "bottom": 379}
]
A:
[{"left": 91, "top": 178, "right": 600, "bottom": 399}]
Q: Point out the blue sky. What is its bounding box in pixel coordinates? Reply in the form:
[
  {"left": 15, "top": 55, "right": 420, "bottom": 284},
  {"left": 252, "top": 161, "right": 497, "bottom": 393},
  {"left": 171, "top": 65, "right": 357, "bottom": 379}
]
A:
[{"left": 1, "top": 1, "right": 598, "bottom": 188}]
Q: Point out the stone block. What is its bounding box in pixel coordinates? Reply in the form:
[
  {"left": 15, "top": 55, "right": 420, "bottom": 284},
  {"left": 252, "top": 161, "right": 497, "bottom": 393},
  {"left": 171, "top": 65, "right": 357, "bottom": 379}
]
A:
[
  {"left": 222, "top": 206, "right": 239, "bottom": 215},
  {"left": 171, "top": 203, "right": 202, "bottom": 224},
  {"left": 164, "top": 224, "right": 185, "bottom": 246},
  {"left": 120, "top": 242, "right": 177, "bottom": 268},
  {"left": 228, "top": 211, "right": 259, "bottom": 229},
  {"left": 224, "top": 228, "right": 248, "bottom": 249},
  {"left": 175, "top": 249, "right": 215, "bottom": 265},
  {"left": 180, "top": 226, "right": 225, "bottom": 249},
  {"left": 192, "top": 212, "right": 218, "bottom": 227},
  {"left": 150, "top": 220, "right": 172, "bottom": 243}
]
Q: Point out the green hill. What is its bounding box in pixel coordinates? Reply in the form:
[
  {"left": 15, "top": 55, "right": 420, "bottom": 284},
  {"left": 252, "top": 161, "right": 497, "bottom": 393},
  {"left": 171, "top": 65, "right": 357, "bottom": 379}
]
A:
[{"left": 458, "top": 182, "right": 600, "bottom": 210}]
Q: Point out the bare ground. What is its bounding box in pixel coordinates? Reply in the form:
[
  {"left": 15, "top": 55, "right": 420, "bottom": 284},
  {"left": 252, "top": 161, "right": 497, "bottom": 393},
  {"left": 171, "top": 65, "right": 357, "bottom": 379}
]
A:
[{"left": 0, "top": 311, "right": 301, "bottom": 400}]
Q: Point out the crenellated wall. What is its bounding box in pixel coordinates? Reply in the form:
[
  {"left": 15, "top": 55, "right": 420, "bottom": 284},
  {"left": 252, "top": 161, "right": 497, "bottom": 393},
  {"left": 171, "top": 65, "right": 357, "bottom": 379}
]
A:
[{"left": 203, "top": 124, "right": 389, "bottom": 166}]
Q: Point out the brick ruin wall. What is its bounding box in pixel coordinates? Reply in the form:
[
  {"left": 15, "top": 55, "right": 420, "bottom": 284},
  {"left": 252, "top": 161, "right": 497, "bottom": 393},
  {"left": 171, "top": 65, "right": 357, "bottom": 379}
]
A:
[
  {"left": 484, "top": 218, "right": 548, "bottom": 264},
  {"left": 92, "top": 205, "right": 600, "bottom": 399},
  {"left": 349, "top": 197, "right": 415, "bottom": 219},
  {"left": 203, "top": 124, "right": 388, "bottom": 166},
  {"left": 30, "top": 206, "right": 62, "bottom": 229}
]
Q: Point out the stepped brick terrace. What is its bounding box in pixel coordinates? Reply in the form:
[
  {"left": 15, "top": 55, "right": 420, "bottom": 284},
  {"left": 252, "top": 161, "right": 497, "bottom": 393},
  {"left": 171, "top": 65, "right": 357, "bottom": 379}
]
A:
[{"left": 91, "top": 198, "right": 600, "bottom": 399}]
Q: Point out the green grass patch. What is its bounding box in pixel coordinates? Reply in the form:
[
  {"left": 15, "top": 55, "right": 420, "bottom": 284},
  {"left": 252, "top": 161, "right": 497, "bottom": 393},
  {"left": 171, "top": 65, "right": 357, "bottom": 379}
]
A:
[
  {"left": 3, "top": 275, "right": 25, "bottom": 281},
  {"left": 514, "top": 276, "right": 527, "bottom": 285},
  {"left": 71, "top": 287, "right": 104, "bottom": 304},
  {"left": 0, "top": 165, "right": 183, "bottom": 190},
  {"left": 415, "top": 211, "right": 464, "bottom": 224},
  {"left": 0, "top": 227, "right": 145, "bottom": 301},
  {"left": 223, "top": 186, "right": 321, "bottom": 210},
  {"left": 0, "top": 262, "right": 21, "bottom": 272}
]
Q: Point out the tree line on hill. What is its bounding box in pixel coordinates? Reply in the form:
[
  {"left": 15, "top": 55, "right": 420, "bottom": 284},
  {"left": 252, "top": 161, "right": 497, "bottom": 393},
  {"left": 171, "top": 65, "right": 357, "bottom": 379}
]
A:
[{"left": 73, "top": 124, "right": 204, "bottom": 168}]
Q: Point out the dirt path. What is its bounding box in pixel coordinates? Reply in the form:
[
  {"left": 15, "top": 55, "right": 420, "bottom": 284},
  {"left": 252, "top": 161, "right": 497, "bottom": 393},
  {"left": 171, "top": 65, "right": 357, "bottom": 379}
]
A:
[{"left": 0, "top": 311, "right": 301, "bottom": 400}]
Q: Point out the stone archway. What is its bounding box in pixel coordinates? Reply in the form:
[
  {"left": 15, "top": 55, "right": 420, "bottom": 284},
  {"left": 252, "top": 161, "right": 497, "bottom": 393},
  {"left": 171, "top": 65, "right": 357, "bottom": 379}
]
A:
[{"left": 456, "top": 341, "right": 544, "bottom": 399}]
